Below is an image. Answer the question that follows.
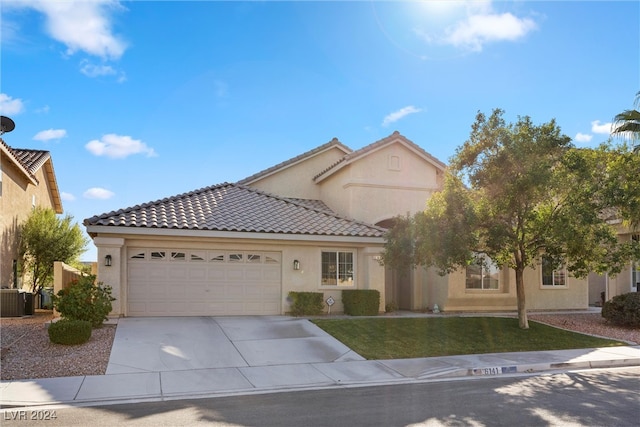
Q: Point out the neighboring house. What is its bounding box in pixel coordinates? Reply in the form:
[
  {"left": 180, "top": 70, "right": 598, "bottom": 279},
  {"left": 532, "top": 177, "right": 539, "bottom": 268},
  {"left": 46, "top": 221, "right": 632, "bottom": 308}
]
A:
[
  {"left": 0, "top": 138, "right": 63, "bottom": 288},
  {"left": 85, "top": 132, "right": 629, "bottom": 317}
]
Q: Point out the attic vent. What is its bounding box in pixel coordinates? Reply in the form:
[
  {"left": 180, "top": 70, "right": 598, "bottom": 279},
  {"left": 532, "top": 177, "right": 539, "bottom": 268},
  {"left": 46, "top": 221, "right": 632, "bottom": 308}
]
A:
[{"left": 388, "top": 155, "right": 401, "bottom": 171}]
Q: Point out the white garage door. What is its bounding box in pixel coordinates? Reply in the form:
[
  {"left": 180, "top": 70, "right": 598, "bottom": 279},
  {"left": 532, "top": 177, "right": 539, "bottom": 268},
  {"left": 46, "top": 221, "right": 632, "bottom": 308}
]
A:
[{"left": 127, "top": 249, "right": 282, "bottom": 316}]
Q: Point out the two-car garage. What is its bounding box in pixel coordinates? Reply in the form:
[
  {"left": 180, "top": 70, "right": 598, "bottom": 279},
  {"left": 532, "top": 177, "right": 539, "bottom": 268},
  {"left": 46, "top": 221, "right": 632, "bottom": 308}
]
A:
[{"left": 126, "top": 248, "right": 282, "bottom": 316}]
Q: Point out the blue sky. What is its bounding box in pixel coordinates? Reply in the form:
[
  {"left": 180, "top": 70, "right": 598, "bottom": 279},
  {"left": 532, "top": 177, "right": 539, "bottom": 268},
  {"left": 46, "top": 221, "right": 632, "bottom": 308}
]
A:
[{"left": 1, "top": 1, "right": 638, "bottom": 261}]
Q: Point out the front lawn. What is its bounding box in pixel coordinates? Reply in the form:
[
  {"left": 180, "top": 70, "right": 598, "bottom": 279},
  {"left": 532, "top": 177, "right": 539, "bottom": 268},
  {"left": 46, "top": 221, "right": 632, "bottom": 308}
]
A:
[{"left": 312, "top": 317, "right": 626, "bottom": 359}]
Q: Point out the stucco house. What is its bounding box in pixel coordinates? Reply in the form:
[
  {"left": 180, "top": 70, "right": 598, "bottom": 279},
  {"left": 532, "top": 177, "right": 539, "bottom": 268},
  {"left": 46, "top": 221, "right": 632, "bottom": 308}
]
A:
[
  {"left": 86, "top": 132, "right": 608, "bottom": 317},
  {"left": 0, "top": 138, "right": 63, "bottom": 288}
]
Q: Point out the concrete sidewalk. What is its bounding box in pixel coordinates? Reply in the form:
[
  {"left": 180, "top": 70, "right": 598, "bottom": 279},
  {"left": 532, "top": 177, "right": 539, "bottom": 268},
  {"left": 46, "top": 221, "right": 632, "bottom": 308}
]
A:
[{"left": 2, "top": 346, "right": 639, "bottom": 407}]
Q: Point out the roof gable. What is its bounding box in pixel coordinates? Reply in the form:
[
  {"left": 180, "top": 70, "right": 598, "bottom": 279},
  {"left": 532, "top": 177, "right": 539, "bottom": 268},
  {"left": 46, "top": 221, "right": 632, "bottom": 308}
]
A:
[
  {"left": 237, "top": 137, "right": 351, "bottom": 186},
  {"left": 84, "top": 182, "right": 385, "bottom": 238},
  {"left": 1, "top": 139, "right": 63, "bottom": 213},
  {"left": 313, "top": 131, "right": 447, "bottom": 183}
]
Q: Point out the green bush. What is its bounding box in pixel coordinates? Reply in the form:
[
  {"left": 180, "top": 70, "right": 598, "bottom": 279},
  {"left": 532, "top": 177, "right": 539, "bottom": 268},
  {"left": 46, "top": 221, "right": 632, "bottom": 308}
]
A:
[
  {"left": 288, "top": 291, "right": 324, "bottom": 316},
  {"left": 52, "top": 275, "right": 115, "bottom": 327},
  {"left": 342, "top": 290, "right": 380, "bottom": 316},
  {"left": 48, "top": 319, "right": 92, "bottom": 345},
  {"left": 602, "top": 292, "right": 640, "bottom": 327}
]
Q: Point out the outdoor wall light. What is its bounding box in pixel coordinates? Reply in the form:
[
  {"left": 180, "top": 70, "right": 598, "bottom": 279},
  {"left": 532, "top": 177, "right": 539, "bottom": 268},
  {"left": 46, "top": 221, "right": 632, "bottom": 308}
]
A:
[
  {"left": 293, "top": 260, "right": 300, "bottom": 271},
  {"left": 105, "top": 255, "right": 112, "bottom": 267}
]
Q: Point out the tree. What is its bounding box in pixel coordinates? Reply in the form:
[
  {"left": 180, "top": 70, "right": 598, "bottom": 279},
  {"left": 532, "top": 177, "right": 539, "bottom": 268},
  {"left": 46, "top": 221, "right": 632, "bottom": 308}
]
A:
[
  {"left": 19, "top": 207, "right": 89, "bottom": 294},
  {"left": 611, "top": 91, "right": 640, "bottom": 153},
  {"left": 383, "top": 109, "right": 639, "bottom": 329}
]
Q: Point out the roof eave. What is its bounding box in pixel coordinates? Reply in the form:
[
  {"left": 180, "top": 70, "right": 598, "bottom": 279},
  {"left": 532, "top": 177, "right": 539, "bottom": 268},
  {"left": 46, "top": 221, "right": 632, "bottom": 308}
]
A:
[{"left": 84, "top": 225, "right": 386, "bottom": 244}]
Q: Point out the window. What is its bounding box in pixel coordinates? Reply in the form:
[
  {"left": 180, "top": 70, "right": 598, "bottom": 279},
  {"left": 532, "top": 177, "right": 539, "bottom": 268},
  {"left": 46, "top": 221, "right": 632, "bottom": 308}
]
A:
[
  {"left": 229, "top": 253, "right": 243, "bottom": 263},
  {"left": 171, "top": 251, "right": 186, "bottom": 261},
  {"left": 151, "top": 251, "right": 166, "bottom": 260},
  {"left": 466, "top": 253, "right": 499, "bottom": 290},
  {"left": 321, "top": 251, "right": 354, "bottom": 286},
  {"left": 247, "top": 254, "right": 261, "bottom": 263},
  {"left": 541, "top": 255, "right": 567, "bottom": 287}
]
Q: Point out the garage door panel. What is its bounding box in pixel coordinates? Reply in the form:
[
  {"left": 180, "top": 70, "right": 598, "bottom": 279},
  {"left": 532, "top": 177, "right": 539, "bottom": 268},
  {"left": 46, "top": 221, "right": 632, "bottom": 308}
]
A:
[{"left": 128, "top": 249, "right": 282, "bottom": 316}]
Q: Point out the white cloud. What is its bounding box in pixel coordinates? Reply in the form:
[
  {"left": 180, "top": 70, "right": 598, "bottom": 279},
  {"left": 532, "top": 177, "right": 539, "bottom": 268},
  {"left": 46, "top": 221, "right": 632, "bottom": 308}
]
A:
[
  {"left": 574, "top": 133, "right": 593, "bottom": 143},
  {"left": 60, "top": 192, "right": 76, "bottom": 201},
  {"left": 83, "top": 187, "right": 114, "bottom": 200},
  {"left": 35, "top": 105, "right": 50, "bottom": 114},
  {"left": 444, "top": 12, "right": 537, "bottom": 52},
  {"left": 33, "top": 128, "right": 67, "bottom": 141},
  {"left": 85, "top": 134, "right": 157, "bottom": 159},
  {"left": 80, "top": 60, "right": 116, "bottom": 77},
  {"left": 0, "top": 93, "right": 25, "bottom": 115},
  {"left": 382, "top": 106, "right": 423, "bottom": 127},
  {"left": 22, "top": 0, "right": 127, "bottom": 60},
  {"left": 591, "top": 120, "right": 612, "bottom": 134}
]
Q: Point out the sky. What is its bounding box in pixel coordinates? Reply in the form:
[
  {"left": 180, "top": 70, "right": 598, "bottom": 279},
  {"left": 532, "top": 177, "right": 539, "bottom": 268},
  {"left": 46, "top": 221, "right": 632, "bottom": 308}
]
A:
[{"left": 1, "top": 0, "right": 639, "bottom": 262}]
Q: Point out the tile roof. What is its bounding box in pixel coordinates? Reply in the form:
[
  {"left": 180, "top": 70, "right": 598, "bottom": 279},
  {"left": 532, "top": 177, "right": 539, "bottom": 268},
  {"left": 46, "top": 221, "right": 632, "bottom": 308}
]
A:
[
  {"left": 236, "top": 137, "right": 351, "bottom": 185},
  {"left": 0, "top": 139, "right": 39, "bottom": 184},
  {"left": 314, "top": 131, "right": 447, "bottom": 182},
  {"left": 84, "top": 182, "right": 386, "bottom": 238},
  {"left": 12, "top": 148, "right": 51, "bottom": 176}
]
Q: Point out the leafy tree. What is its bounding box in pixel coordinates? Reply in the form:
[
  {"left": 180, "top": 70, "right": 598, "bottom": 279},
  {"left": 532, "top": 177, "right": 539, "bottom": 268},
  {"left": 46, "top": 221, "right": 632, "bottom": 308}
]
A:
[
  {"left": 383, "top": 109, "right": 639, "bottom": 329},
  {"left": 611, "top": 91, "right": 640, "bottom": 153},
  {"left": 19, "top": 207, "right": 89, "bottom": 293}
]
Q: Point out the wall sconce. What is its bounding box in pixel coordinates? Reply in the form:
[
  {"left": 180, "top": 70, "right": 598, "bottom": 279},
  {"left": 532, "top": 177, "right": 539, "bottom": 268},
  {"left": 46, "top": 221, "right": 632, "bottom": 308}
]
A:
[
  {"left": 293, "top": 260, "right": 300, "bottom": 271},
  {"left": 105, "top": 255, "right": 112, "bottom": 267}
]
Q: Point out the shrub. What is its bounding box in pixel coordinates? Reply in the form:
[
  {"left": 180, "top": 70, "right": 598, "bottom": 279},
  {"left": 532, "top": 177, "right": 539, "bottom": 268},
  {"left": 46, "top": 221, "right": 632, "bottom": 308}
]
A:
[
  {"left": 602, "top": 292, "right": 640, "bottom": 327},
  {"left": 288, "top": 291, "right": 324, "bottom": 316},
  {"left": 53, "top": 275, "right": 115, "bottom": 327},
  {"left": 48, "top": 319, "right": 92, "bottom": 345},
  {"left": 342, "top": 290, "right": 380, "bottom": 316},
  {"left": 385, "top": 301, "right": 398, "bottom": 313}
]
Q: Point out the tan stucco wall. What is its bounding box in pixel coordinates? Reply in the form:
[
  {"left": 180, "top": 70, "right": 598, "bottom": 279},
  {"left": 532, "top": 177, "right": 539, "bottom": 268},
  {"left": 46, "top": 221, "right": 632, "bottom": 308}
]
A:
[
  {"left": 1, "top": 157, "right": 57, "bottom": 288},
  {"left": 92, "top": 233, "right": 384, "bottom": 317},
  {"left": 524, "top": 266, "right": 589, "bottom": 310},
  {"left": 245, "top": 145, "right": 348, "bottom": 200},
  {"left": 430, "top": 262, "right": 589, "bottom": 312},
  {"left": 318, "top": 143, "right": 441, "bottom": 224},
  {"left": 440, "top": 267, "right": 517, "bottom": 312}
]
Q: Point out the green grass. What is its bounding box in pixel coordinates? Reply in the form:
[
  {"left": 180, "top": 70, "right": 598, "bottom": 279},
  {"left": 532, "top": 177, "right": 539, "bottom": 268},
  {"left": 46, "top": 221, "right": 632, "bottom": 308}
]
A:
[{"left": 312, "top": 317, "right": 627, "bottom": 359}]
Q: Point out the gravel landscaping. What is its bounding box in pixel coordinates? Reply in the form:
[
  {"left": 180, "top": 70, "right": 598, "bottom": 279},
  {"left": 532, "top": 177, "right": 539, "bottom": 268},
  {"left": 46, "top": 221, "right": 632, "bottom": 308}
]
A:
[{"left": 0, "top": 310, "right": 637, "bottom": 381}]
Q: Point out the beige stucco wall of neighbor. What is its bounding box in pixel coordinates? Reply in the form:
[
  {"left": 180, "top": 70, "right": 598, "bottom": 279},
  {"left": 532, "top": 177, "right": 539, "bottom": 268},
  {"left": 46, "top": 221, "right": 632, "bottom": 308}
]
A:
[
  {"left": 318, "top": 143, "right": 441, "bottom": 224},
  {"left": 244, "top": 145, "right": 348, "bottom": 200},
  {"left": 0, "top": 158, "right": 57, "bottom": 288},
  {"left": 92, "top": 233, "right": 385, "bottom": 317}
]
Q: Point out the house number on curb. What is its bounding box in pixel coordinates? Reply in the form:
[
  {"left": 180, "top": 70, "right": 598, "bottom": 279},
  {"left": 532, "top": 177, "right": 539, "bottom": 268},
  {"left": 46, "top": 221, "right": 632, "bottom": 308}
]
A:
[{"left": 326, "top": 296, "right": 335, "bottom": 315}]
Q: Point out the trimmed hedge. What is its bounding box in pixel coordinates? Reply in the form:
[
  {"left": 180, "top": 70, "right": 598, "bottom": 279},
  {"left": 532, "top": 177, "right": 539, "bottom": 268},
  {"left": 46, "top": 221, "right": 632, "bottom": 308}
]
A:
[
  {"left": 342, "top": 290, "right": 380, "bottom": 316},
  {"left": 48, "top": 319, "right": 92, "bottom": 345},
  {"left": 288, "top": 291, "right": 324, "bottom": 316},
  {"left": 602, "top": 292, "right": 640, "bottom": 327}
]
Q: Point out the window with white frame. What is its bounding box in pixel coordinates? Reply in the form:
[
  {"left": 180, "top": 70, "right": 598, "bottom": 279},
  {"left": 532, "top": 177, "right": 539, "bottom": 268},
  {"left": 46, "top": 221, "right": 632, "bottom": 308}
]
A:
[
  {"left": 321, "top": 251, "right": 354, "bottom": 286},
  {"left": 466, "top": 253, "right": 499, "bottom": 290},
  {"left": 541, "top": 255, "right": 567, "bottom": 287}
]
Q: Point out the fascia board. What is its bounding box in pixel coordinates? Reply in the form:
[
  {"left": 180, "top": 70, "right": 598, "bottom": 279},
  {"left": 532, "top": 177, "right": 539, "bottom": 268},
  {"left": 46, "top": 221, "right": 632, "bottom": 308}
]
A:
[{"left": 85, "top": 225, "right": 386, "bottom": 245}]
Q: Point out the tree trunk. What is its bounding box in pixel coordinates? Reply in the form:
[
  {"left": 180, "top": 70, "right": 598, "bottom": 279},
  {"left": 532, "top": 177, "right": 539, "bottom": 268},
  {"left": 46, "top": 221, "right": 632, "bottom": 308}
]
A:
[{"left": 515, "top": 266, "right": 529, "bottom": 329}]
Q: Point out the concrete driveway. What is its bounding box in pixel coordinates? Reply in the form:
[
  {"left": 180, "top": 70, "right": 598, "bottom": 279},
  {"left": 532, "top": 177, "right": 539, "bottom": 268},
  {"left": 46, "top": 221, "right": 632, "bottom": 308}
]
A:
[{"left": 106, "top": 316, "right": 364, "bottom": 375}]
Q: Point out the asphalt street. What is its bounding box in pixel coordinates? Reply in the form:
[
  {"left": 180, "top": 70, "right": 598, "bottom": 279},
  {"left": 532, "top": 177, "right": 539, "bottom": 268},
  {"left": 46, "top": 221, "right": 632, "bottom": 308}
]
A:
[{"left": 2, "top": 367, "right": 639, "bottom": 426}]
